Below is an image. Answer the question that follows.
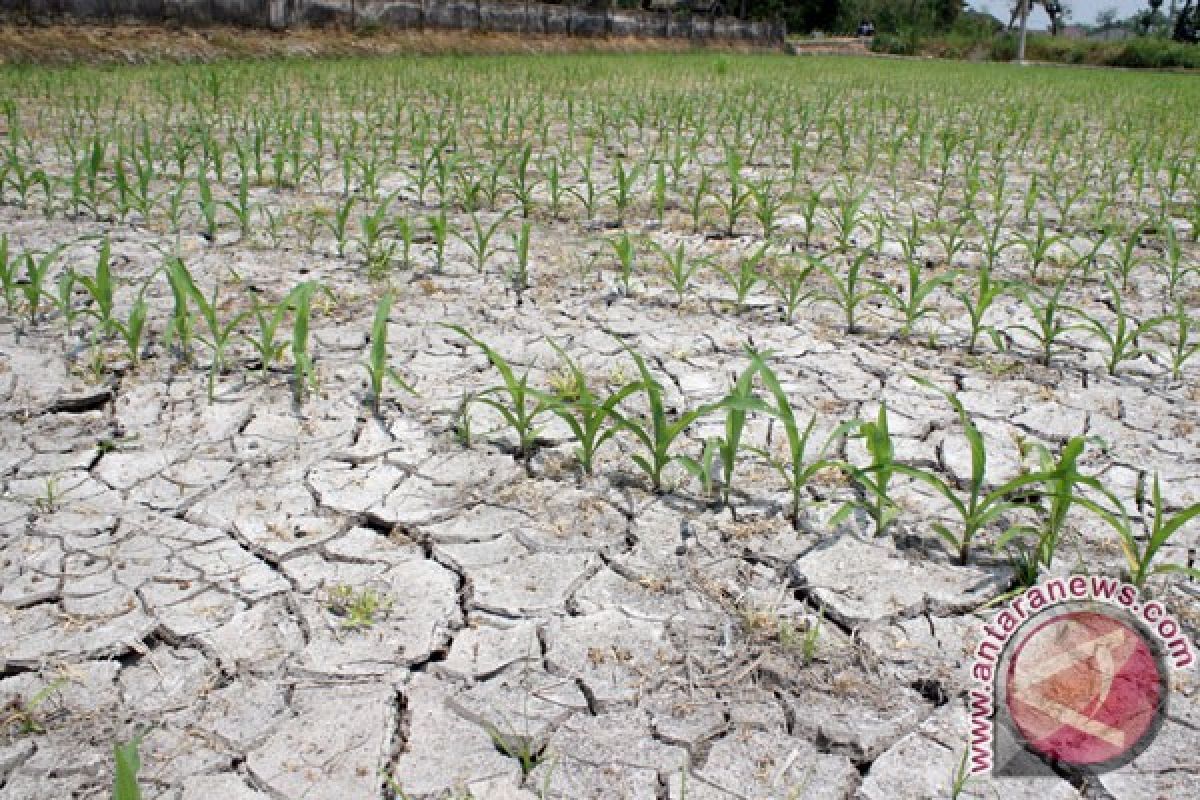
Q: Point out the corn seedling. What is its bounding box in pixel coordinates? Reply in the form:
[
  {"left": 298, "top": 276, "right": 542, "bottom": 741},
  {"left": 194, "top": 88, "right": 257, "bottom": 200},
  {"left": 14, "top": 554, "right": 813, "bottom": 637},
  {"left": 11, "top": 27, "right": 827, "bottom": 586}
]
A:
[
  {"left": 112, "top": 733, "right": 145, "bottom": 800},
  {"left": 766, "top": 256, "right": 818, "bottom": 325},
  {"left": 181, "top": 270, "right": 250, "bottom": 402},
  {"left": 458, "top": 211, "right": 511, "bottom": 274},
  {"left": 953, "top": 262, "right": 1011, "bottom": 355},
  {"left": 876, "top": 258, "right": 956, "bottom": 338},
  {"left": 364, "top": 291, "right": 417, "bottom": 413},
  {"left": 1079, "top": 276, "right": 1166, "bottom": 375},
  {"left": 288, "top": 280, "right": 325, "bottom": 402},
  {"left": 111, "top": 291, "right": 148, "bottom": 366},
  {"left": 506, "top": 221, "right": 533, "bottom": 305},
  {"left": 650, "top": 240, "right": 706, "bottom": 307},
  {"left": 1115, "top": 474, "right": 1200, "bottom": 588},
  {"left": 76, "top": 238, "right": 116, "bottom": 336},
  {"left": 1017, "top": 214, "right": 1066, "bottom": 284},
  {"left": 747, "top": 349, "right": 854, "bottom": 530},
  {"left": 618, "top": 340, "right": 723, "bottom": 493},
  {"left": 448, "top": 325, "right": 553, "bottom": 459},
  {"left": 1155, "top": 301, "right": 1200, "bottom": 381},
  {"left": 895, "top": 378, "right": 1059, "bottom": 565},
  {"left": 0, "top": 234, "right": 15, "bottom": 312},
  {"left": 163, "top": 257, "right": 196, "bottom": 363},
  {"left": 18, "top": 246, "right": 65, "bottom": 326},
  {"left": 531, "top": 339, "right": 642, "bottom": 476},
  {"left": 834, "top": 403, "right": 900, "bottom": 537},
  {"left": 609, "top": 233, "right": 638, "bottom": 297},
  {"left": 714, "top": 244, "right": 768, "bottom": 314},
  {"left": 815, "top": 251, "right": 876, "bottom": 335},
  {"left": 995, "top": 436, "right": 1121, "bottom": 585},
  {"left": 1011, "top": 273, "right": 1084, "bottom": 367}
]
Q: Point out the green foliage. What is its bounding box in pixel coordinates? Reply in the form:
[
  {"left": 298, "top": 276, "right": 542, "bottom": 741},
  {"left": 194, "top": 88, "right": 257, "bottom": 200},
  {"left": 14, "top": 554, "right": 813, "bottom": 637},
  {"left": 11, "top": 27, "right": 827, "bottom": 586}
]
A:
[
  {"left": 364, "top": 291, "right": 417, "bottom": 412},
  {"left": 112, "top": 734, "right": 145, "bottom": 800}
]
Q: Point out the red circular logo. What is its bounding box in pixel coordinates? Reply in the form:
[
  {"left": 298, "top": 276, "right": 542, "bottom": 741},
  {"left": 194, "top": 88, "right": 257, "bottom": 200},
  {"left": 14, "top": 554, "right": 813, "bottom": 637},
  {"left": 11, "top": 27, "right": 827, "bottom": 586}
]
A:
[{"left": 1003, "top": 609, "right": 1166, "bottom": 768}]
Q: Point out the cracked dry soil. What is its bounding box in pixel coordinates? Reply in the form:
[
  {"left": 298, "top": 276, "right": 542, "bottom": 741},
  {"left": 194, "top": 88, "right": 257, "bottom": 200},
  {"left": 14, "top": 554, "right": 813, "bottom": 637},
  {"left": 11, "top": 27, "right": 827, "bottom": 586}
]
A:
[{"left": 1, "top": 53, "right": 1199, "bottom": 800}]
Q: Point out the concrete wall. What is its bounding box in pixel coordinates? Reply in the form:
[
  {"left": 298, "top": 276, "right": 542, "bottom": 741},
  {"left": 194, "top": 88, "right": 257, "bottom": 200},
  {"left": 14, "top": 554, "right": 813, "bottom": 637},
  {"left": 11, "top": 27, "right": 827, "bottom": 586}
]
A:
[{"left": 0, "top": 0, "right": 784, "bottom": 43}]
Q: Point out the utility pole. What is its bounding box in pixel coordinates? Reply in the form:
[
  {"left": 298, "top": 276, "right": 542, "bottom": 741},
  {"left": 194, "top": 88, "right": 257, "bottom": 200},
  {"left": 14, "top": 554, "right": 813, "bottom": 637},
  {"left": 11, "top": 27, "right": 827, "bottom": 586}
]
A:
[{"left": 1017, "top": 0, "right": 1030, "bottom": 64}]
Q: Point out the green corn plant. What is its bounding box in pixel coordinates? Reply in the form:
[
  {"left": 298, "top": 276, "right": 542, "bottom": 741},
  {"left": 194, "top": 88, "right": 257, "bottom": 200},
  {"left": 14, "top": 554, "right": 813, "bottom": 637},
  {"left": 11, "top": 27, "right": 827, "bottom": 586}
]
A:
[
  {"left": 798, "top": 184, "right": 825, "bottom": 250},
  {"left": 766, "top": 256, "right": 817, "bottom": 325},
  {"left": 995, "top": 435, "right": 1121, "bottom": 585},
  {"left": 714, "top": 244, "right": 769, "bottom": 314},
  {"left": 356, "top": 194, "right": 396, "bottom": 276},
  {"left": 1155, "top": 301, "right": 1200, "bottom": 381},
  {"left": 1011, "top": 273, "right": 1085, "bottom": 366},
  {"left": 683, "top": 360, "right": 768, "bottom": 508},
  {"left": 650, "top": 240, "right": 707, "bottom": 306},
  {"left": 750, "top": 178, "right": 783, "bottom": 239},
  {"left": 184, "top": 273, "right": 251, "bottom": 402},
  {"left": 457, "top": 211, "right": 511, "bottom": 274},
  {"left": 1105, "top": 221, "right": 1145, "bottom": 292},
  {"left": 1116, "top": 474, "right": 1200, "bottom": 588},
  {"left": 19, "top": 246, "right": 64, "bottom": 325},
  {"left": 611, "top": 158, "right": 643, "bottom": 228},
  {"left": 77, "top": 238, "right": 116, "bottom": 336},
  {"left": 223, "top": 170, "right": 254, "bottom": 240},
  {"left": 1016, "top": 214, "right": 1066, "bottom": 283},
  {"left": 244, "top": 291, "right": 290, "bottom": 378},
  {"left": 428, "top": 209, "right": 450, "bottom": 274},
  {"left": 508, "top": 221, "right": 533, "bottom": 304},
  {"left": 163, "top": 257, "right": 196, "bottom": 363},
  {"left": 569, "top": 146, "right": 602, "bottom": 221},
  {"left": 0, "top": 234, "right": 15, "bottom": 311},
  {"left": 893, "top": 377, "right": 1058, "bottom": 565},
  {"left": 53, "top": 269, "right": 81, "bottom": 337},
  {"left": 875, "top": 258, "right": 956, "bottom": 338},
  {"left": 835, "top": 403, "right": 899, "bottom": 537},
  {"left": 447, "top": 324, "right": 552, "bottom": 459},
  {"left": 973, "top": 207, "right": 1019, "bottom": 272},
  {"left": 609, "top": 233, "right": 638, "bottom": 297},
  {"left": 394, "top": 216, "right": 416, "bottom": 270},
  {"left": 827, "top": 184, "right": 868, "bottom": 253},
  {"left": 1079, "top": 275, "right": 1166, "bottom": 376},
  {"left": 543, "top": 155, "right": 566, "bottom": 218},
  {"left": 111, "top": 291, "right": 148, "bottom": 366},
  {"left": 815, "top": 251, "right": 876, "bottom": 335},
  {"left": 952, "top": 261, "right": 1011, "bottom": 355},
  {"left": 618, "top": 341, "right": 723, "bottom": 493},
  {"left": 1159, "top": 225, "right": 1198, "bottom": 300},
  {"left": 506, "top": 143, "right": 540, "bottom": 219},
  {"left": 531, "top": 339, "right": 643, "bottom": 476},
  {"left": 112, "top": 733, "right": 145, "bottom": 800},
  {"left": 681, "top": 437, "right": 721, "bottom": 502},
  {"left": 363, "top": 291, "right": 417, "bottom": 413},
  {"left": 688, "top": 168, "right": 711, "bottom": 234},
  {"left": 652, "top": 162, "right": 667, "bottom": 227},
  {"left": 288, "top": 280, "right": 325, "bottom": 402},
  {"left": 713, "top": 146, "right": 751, "bottom": 237},
  {"left": 747, "top": 348, "right": 855, "bottom": 530},
  {"left": 195, "top": 169, "right": 219, "bottom": 241},
  {"left": 325, "top": 196, "right": 356, "bottom": 259}
]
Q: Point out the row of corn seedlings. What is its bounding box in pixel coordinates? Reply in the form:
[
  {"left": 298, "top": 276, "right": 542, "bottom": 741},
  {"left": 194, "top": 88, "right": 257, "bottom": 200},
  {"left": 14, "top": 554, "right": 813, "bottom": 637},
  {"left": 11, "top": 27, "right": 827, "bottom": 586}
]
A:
[{"left": 452, "top": 326, "right": 1199, "bottom": 589}]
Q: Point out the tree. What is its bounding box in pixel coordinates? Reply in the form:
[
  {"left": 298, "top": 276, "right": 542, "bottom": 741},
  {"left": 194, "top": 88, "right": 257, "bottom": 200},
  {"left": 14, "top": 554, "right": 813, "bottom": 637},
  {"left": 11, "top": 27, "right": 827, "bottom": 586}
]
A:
[
  {"left": 1095, "top": 6, "right": 1119, "bottom": 28},
  {"left": 1176, "top": 0, "right": 1200, "bottom": 41},
  {"left": 1007, "top": 0, "right": 1068, "bottom": 35}
]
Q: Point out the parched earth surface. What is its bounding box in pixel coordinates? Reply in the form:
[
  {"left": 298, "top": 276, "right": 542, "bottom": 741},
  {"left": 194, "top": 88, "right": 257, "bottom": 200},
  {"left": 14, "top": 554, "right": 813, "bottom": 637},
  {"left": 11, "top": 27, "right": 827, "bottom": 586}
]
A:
[{"left": 0, "top": 55, "right": 1198, "bottom": 800}]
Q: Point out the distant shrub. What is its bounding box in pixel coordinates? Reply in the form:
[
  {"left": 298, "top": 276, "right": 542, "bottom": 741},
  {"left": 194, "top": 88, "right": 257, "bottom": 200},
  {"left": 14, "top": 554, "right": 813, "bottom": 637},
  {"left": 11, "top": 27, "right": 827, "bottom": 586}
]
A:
[
  {"left": 920, "top": 32, "right": 1200, "bottom": 71},
  {"left": 870, "top": 30, "right": 919, "bottom": 56},
  {"left": 1111, "top": 37, "right": 1200, "bottom": 69}
]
